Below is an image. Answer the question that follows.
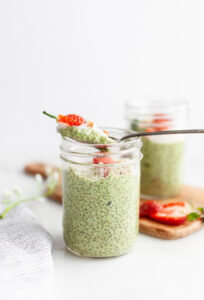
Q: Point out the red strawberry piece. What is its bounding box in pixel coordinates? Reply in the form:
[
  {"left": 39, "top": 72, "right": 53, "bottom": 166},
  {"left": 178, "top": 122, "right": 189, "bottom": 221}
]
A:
[
  {"left": 155, "top": 126, "right": 169, "bottom": 131},
  {"left": 146, "top": 126, "right": 169, "bottom": 132},
  {"left": 149, "top": 202, "right": 191, "bottom": 226},
  {"left": 93, "top": 157, "right": 116, "bottom": 164},
  {"left": 163, "top": 202, "right": 185, "bottom": 208},
  {"left": 93, "top": 157, "right": 116, "bottom": 177},
  {"left": 145, "top": 128, "right": 157, "bottom": 133},
  {"left": 96, "top": 145, "right": 108, "bottom": 150},
  {"left": 153, "top": 113, "right": 171, "bottom": 131},
  {"left": 58, "top": 114, "right": 86, "bottom": 126},
  {"left": 140, "top": 200, "right": 162, "bottom": 218},
  {"left": 153, "top": 113, "right": 171, "bottom": 124}
]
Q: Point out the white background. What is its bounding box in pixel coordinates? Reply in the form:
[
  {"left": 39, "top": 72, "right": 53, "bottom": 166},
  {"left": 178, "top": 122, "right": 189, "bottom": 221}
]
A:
[
  {"left": 1, "top": 0, "right": 204, "bottom": 159},
  {"left": 1, "top": 1, "right": 204, "bottom": 300}
]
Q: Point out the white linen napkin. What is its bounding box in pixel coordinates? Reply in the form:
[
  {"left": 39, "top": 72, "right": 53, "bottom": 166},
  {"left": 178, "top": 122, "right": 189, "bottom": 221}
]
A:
[{"left": 0, "top": 206, "right": 53, "bottom": 300}]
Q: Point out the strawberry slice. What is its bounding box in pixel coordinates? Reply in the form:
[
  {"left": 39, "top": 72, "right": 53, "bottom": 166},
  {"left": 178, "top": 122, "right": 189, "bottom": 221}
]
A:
[
  {"left": 57, "top": 114, "right": 86, "bottom": 126},
  {"left": 149, "top": 202, "right": 191, "bottom": 226},
  {"left": 93, "top": 157, "right": 116, "bottom": 164},
  {"left": 152, "top": 113, "right": 171, "bottom": 131},
  {"left": 140, "top": 200, "right": 162, "bottom": 217},
  {"left": 153, "top": 113, "right": 171, "bottom": 124},
  {"left": 145, "top": 128, "right": 157, "bottom": 133},
  {"left": 93, "top": 157, "right": 116, "bottom": 177}
]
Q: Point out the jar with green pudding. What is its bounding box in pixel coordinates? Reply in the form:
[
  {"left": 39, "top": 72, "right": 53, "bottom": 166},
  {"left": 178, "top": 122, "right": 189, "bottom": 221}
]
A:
[
  {"left": 60, "top": 128, "right": 142, "bottom": 257},
  {"left": 125, "top": 99, "right": 188, "bottom": 199}
]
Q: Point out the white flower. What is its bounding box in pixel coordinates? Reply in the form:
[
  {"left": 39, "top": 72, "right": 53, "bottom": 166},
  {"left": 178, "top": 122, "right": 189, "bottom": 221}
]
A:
[
  {"left": 13, "top": 185, "right": 22, "bottom": 197},
  {"left": 35, "top": 174, "right": 43, "bottom": 184},
  {"left": 52, "top": 171, "right": 59, "bottom": 182},
  {"left": 45, "top": 166, "right": 52, "bottom": 176},
  {"left": 0, "top": 167, "right": 58, "bottom": 218},
  {"left": 2, "top": 189, "right": 12, "bottom": 199},
  {"left": 38, "top": 197, "right": 46, "bottom": 203}
]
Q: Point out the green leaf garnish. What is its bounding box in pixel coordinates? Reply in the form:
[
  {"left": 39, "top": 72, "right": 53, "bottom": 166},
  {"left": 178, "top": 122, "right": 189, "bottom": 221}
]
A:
[
  {"left": 187, "top": 212, "right": 200, "bottom": 221},
  {"left": 198, "top": 207, "right": 204, "bottom": 213}
]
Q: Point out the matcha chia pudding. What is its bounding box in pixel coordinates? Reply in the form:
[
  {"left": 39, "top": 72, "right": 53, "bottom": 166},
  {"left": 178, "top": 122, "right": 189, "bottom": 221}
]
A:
[
  {"left": 126, "top": 99, "right": 188, "bottom": 199},
  {"left": 43, "top": 112, "right": 142, "bottom": 257},
  {"left": 140, "top": 135, "right": 185, "bottom": 198},
  {"left": 60, "top": 128, "right": 142, "bottom": 257},
  {"left": 62, "top": 165, "right": 140, "bottom": 257}
]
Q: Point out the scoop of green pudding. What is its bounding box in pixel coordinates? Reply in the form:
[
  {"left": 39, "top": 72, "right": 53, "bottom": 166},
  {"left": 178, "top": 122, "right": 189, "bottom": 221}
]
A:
[
  {"left": 43, "top": 111, "right": 115, "bottom": 144},
  {"left": 58, "top": 124, "right": 115, "bottom": 144}
]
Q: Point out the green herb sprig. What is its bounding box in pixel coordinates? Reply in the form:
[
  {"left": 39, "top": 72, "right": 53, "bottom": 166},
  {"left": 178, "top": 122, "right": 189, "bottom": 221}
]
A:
[
  {"left": 0, "top": 171, "right": 59, "bottom": 219},
  {"left": 43, "top": 111, "right": 57, "bottom": 120}
]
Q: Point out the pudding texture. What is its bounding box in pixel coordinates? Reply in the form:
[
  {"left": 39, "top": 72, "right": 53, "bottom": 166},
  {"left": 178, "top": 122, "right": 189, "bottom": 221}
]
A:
[
  {"left": 62, "top": 167, "right": 140, "bottom": 257},
  {"left": 58, "top": 126, "right": 115, "bottom": 144},
  {"left": 131, "top": 120, "right": 185, "bottom": 198},
  {"left": 141, "top": 137, "right": 185, "bottom": 198}
]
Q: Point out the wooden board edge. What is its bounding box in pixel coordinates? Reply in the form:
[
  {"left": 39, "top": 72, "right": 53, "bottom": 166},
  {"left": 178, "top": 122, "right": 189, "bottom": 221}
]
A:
[{"left": 139, "top": 218, "right": 203, "bottom": 239}]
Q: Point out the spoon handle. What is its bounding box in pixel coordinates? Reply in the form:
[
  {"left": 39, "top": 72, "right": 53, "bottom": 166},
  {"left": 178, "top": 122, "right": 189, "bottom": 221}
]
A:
[{"left": 120, "top": 129, "right": 204, "bottom": 141}]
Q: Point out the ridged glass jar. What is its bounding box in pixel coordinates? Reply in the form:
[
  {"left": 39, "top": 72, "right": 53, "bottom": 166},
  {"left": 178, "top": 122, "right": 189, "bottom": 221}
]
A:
[
  {"left": 125, "top": 99, "right": 189, "bottom": 199},
  {"left": 60, "top": 128, "right": 142, "bottom": 257}
]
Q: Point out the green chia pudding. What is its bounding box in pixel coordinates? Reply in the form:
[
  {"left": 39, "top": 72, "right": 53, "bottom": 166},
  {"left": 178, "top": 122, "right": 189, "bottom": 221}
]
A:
[
  {"left": 130, "top": 118, "right": 185, "bottom": 198},
  {"left": 58, "top": 126, "right": 115, "bottom": 144},
  {"left": 43, "top": 110, "right": 115, "bottom": 144},
  {"left": 141, "top": 137, "right": 184, "bottom": 198},
  {"left": 62, "top": 167, "right": 140, "bottom": 257},
  {"left": 44, "top": 112, "right": 142, "bottom": 257}
]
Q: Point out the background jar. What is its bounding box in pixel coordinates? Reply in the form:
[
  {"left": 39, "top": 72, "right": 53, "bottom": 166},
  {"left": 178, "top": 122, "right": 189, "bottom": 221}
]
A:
[
  {"left": 60, "top": 128, "right": 142, "bottom": 258},
  {"left": 125, "top": 99, "right": 189, "bottom": 199}
]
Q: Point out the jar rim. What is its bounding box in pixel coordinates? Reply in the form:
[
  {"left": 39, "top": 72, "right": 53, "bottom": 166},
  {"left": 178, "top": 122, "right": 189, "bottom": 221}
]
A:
[
  {"left": 125, "top": 98, "right": 189, "bottom": 122},
  {"left": 60, "top": 127, "right": 143, "bottom": 164},
  {"left": 126, "top": 98, "right": 188, "bottom": 109}
]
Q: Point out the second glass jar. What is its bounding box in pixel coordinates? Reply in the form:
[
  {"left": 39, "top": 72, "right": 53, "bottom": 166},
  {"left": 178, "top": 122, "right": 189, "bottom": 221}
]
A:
[{"left": 125, "top": 99, "right": 188, "bottom": 199}]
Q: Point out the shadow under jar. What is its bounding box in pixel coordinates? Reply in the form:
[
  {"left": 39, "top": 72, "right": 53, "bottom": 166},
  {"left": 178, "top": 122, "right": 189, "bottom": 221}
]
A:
[
  {"left": 125, "top": 99, "right": 189, "bottom": 199},
  {"left": 60, "top": 128, "right": 142, "bottom": 258}
]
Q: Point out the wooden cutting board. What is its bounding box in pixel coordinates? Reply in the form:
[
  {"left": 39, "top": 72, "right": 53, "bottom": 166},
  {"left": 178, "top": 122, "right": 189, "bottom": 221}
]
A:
[{"left": 24, "top": 162, "right": 204, "bottom": 240}]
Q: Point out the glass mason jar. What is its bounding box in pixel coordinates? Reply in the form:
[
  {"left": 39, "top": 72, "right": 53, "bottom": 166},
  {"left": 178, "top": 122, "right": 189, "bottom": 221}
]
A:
[
  {"left": 125, "top": 99, "right": 189, "bottom": 199},
  {"left": 60, "top": 128, "right": 142, "bottom": 258}
]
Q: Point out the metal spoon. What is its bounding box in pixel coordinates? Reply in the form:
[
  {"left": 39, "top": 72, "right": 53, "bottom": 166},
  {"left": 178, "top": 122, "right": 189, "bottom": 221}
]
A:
[{"left": 113, "top": 129, "right": 204, "bottom": 142}]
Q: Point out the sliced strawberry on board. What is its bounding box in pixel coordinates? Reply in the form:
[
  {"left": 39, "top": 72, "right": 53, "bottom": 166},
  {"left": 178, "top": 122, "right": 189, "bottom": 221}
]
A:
[
  {"left": 140, "top": 200, "right": 162, "bottom": 217},
  {"left": 149, "top": 202, "right": 192, "bottom": 226}
]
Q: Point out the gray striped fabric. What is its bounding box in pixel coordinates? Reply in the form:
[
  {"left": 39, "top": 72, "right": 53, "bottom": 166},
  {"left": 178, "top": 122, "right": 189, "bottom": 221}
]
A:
[{"left": 0, "top": 207, "right": 53, "bottom": 300}]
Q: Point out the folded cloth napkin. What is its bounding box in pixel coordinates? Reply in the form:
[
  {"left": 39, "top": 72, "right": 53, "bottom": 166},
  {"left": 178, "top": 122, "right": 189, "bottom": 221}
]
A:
[{"left": 0, "top": 206, "right": 53, "bottom": 300}]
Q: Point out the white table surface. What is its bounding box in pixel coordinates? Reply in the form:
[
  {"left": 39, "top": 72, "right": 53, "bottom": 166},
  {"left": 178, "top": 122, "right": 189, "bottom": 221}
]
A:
[{"left": 1, "top": 152, "right": 204, "bottom": 300}]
